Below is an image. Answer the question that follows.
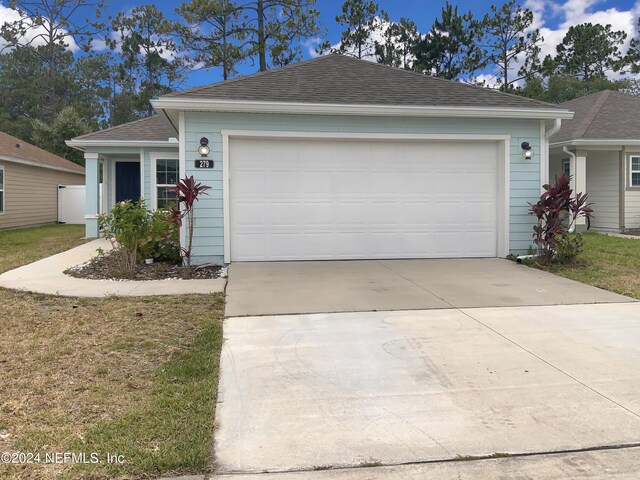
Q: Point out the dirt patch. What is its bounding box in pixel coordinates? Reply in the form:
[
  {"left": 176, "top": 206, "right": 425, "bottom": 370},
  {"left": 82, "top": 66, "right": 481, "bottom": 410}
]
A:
[
  {"left": 65, "top": 250, "right": 224, "bottom": 281},
  {"left": 622, "top": 229, "right": 640, "bottom": 237}
]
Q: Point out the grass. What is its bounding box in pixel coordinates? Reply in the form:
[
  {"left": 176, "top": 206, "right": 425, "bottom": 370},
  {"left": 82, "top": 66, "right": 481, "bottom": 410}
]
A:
[
  {"left": 0, "top": 224, "right": 87, "bottom": 273},
  {"left": 545, "top": 232, "right": 640, "bottom": 300},
  {"left": 0, "top": 225, "right": 225, "bottom": 479}
]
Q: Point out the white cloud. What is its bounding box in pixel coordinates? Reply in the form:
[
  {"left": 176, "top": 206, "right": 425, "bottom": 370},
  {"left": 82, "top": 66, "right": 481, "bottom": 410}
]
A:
[
  {"left": 0, "top": 4, "right": 80, "bottom": 52},
  {"left": 535, "top": 0, "right": 638, "bottom": 58},
  {"left": 490, "top": 0, "right": 640, "bottom": 85},
  {"left": 302, "top": 37, "right": 322, "bottom": 58}
]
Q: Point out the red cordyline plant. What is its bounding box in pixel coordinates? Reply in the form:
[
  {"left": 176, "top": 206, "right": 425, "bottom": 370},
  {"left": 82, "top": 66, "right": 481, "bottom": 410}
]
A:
[
  {"left": 167, "top": 176, "right": 211, "bottom": 267},
  {"left": 529, "top": 174, "right": 592, "bottom": 263}
]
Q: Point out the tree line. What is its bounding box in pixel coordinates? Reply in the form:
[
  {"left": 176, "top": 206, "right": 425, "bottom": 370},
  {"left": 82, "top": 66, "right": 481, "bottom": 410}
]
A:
[{"left": 1, "top": 0, "right": 640, "bottom": 164}]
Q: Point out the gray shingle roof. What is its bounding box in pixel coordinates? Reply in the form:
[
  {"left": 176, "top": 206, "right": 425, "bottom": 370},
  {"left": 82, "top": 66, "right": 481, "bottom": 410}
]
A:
[
  {"left": 71, "top": 115, "right": 176, "bottom": 142},
  {"left": 551, "top": 90, "right": 640, "bottom": 143},
  {"left": 166, "top": 54, "right": 563, "bottom": 110}
]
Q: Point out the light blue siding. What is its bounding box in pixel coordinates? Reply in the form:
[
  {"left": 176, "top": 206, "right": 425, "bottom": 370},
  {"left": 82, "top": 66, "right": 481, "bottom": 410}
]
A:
[{"left": 183, "top": 112, "right": 543, "bottom": 265}]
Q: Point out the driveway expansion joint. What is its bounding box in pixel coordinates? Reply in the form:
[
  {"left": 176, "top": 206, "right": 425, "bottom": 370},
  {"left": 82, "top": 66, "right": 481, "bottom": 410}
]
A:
[{"left": 215, "top": 442, "right": 640, "bottom": 476}]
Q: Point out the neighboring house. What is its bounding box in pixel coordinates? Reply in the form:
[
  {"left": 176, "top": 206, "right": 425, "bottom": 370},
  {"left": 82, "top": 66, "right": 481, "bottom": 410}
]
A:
[
  {"left": 0, "top": 131, "right": 85, "bottom": 230},
  {"left": 549, "top": 90, "right": 640, "bottom": 232},
  {"left": 67, "top": 54, "right": 572, "bottom": 265}
]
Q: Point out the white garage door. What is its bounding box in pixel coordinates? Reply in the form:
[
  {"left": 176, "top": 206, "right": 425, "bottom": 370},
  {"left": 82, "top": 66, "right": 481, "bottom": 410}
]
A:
[{"left": 229, "top": 137, "right": 499, "bottom": 261}]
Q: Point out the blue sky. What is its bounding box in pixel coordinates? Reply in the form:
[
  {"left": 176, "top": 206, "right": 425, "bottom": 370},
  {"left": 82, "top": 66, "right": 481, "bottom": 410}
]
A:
[
  {"left": 2, "top": 0, "right": 640, "bottom": 88},
  {"left": 167, "top": 0, "right": 640, "bottom": 87}
]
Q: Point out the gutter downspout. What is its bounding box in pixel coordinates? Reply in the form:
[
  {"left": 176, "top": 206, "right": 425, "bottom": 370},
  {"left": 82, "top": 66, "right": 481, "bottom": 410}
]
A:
[
  {"left": 563, "top": 146, "right": 577, "bottom": 233},
  {"left": 516, "top": 119, "right": 564, "bottom": 263},
  {"left": 546, "top": 118, "right": 562, "bottom": 140}
]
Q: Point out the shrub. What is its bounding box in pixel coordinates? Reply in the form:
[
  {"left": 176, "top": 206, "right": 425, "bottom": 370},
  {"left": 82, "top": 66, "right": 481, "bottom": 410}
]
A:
[
  {"left": 529, "top": 174, "right": 592, "bottom": 264},
  {"left": 144, "top": 210, "right": 181, "bottom": 263},
  {"left": 99, "top": 200, "right": 181, "bottom": 271},
  {"left": 555, "top": 232, "right": 584, "bottom": 264},
  {"left": 99, "top": 200, "right": 152, "bottom": 270}
]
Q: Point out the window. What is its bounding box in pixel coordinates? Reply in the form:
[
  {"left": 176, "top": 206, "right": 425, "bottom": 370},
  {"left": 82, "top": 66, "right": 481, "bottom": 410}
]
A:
[
  {"left": 156, "top": 158, "right": 179, "bottom": 209},
  {"left": 631, "top": 156, "right": 640, "bottom": 187},
  {"left": 0, "top": 165, "right": 4, "bottom": 214},
  {"left": 562, "top": 159, "right": 571, "bottom": 178}
]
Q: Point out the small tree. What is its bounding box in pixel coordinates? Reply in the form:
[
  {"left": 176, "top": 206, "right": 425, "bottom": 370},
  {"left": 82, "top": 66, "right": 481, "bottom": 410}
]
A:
[
  {"left": 529, "top": 174, "right": 592, "bottom": 263},
  {"left": 168, "top": 176, "right": 211, "bottom": 267},
  {"left": 98, "top": 200, "right": 152, "bottom": 271}
]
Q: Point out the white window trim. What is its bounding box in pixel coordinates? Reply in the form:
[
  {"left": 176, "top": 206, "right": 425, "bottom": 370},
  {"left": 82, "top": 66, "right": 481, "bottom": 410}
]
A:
[
  {"left": 562, "top": 159, "right": 571, "bottom": 178},
  {"left": 630, "top": 155, "right": 640, "bottom": 188},
  {"left": 150, "top": 152, "right": 180, "bottom": 210},
  {"left": 0, "top": 164, "right": 4, "bottom": 215},
  {"left": 221, "top": 130, "right": 512, "bottom": 264}
]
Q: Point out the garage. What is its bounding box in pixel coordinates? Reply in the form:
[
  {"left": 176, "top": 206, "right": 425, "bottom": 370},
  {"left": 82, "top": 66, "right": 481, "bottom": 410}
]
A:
[{"left": 228, "top": 135, "right": 503, "bottom": 262}]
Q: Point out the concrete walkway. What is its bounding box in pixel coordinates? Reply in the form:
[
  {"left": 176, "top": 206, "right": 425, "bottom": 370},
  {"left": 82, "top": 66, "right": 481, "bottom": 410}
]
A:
[
  {"left": 603, "top": 232, "right": 640, "bottom": 240},
  {"left": 0, "top": 239, "right": 226, "bottom": 297}
]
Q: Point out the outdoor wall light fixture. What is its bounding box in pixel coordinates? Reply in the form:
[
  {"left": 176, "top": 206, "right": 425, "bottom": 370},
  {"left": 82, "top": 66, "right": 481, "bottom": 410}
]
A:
[
  {"left": 521, "top": 141, "right": 533, "bottom": 159},
  {"left": 198, "top": 137, "right": 210, "bottom": 157}
]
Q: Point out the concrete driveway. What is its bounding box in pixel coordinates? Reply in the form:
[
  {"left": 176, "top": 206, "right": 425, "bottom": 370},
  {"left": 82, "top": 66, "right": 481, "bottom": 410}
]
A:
[
  {"left": 217, "top": 259, "right": 640, "bottom": 477},
  {"left": 225, "top": 259, "right": 630, "bottom": 316},
  {"left": 215, "top": 303, "right": 640, "bottom": 478}
]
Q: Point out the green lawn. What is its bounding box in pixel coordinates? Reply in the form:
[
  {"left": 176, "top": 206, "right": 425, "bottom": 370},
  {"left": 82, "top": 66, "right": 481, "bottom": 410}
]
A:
[
  {"left": 0, "top": 224, "right": 87, "bottom": 273},
  {"left": 547, "top": 232, "right": 640, "bottom": 300},
  {"left": 0, "top": 225, "right": 224, "bottom": 479}
]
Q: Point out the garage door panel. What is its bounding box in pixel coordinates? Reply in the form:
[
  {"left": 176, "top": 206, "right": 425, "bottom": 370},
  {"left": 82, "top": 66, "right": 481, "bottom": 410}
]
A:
[
  {"left": 266, "top": 202, "right": 300, "bottom": 226},
  {"left": 230, "top": 138, "right": 499, "bottom": 261}
]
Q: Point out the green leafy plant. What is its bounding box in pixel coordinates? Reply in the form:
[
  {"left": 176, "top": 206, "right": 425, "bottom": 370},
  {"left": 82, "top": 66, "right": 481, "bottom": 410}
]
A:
[
  {"left": 99, "top": 200, "right": 153, "bottom": 270},
  {"left": 99, "top": 200, "right": 181, "bottom": 271},
  {"left": 555, "top": 232, "right": 584, "bottom": 264},
  {"left": 167, "top": 176, "right": 211, "bottom": 268},
  {"left": 529, "top": 174, "right": 592, "bottom": 264},
  {"left": 143, "top": 210, "right": 181, "bottom": 263}
]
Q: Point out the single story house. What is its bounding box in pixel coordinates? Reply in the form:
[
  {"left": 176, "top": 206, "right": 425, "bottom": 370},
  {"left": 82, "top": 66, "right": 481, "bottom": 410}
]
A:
[
  {"left": 550, "top": 90, "right": 640, "bottom": 232},
  {"left": 67, "top": 54, "right": 573, "bottom": 265},
  {"left": 0, "top": 131, "right": 85, "bottom": 230}
]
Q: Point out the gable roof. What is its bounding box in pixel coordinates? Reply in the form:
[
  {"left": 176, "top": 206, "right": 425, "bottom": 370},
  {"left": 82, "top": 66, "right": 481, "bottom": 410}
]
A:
[
  {"left": 70, "top": 115, "right": 176, "bottom": 144},
  {"left": 551, "top": 90, "right": 640, "bottom": 143},
  {"left": 163, "top": 54, "right": 565, "bottom": 111},
  {"left": 0, "top": 131, "right": 84, "bottom": 174}
]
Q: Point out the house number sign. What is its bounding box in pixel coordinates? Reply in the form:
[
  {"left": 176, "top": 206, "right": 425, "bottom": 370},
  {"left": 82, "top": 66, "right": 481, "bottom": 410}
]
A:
[{"left": 195, "top": 159, "right": 214, "bottom": 169}]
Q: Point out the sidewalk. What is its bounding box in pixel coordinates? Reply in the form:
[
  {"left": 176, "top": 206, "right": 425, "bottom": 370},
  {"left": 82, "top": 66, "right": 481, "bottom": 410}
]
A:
[
  {"left": 604, "top": 232, "right": 640, "bottom": 240},
  {"left": 0, "top": 238, "right": 226, "bottom": 297}
]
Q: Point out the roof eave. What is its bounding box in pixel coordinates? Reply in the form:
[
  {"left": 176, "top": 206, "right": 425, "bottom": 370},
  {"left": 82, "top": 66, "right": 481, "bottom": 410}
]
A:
[
  {"left": 0, "top": 154, "right": 84, "bottom": 175},
  {"left": 65, "top": 139, "right": 179, "bottom": 152},
  {"left": 550, "top": 139, "right": 640, "bottom": 148},
  {"left": 151, "top": 98, "right": 574, "bottom": 120}
]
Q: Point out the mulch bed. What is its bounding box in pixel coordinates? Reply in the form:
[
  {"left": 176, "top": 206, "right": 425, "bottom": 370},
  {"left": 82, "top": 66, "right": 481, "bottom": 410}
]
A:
[
  {"left": 622, "top": 230, "right": 640, "bottom": 237},
  {"left": 65, "top": 250, "right": 225, "bottom": 281}
]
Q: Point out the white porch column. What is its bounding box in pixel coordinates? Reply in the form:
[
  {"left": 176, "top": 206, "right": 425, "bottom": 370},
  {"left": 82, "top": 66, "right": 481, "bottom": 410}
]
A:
[
  {"left": 574, "top": 149, "right": 587, "bottom": 227},
  {"left": 85, "top": 152, "right": 101, "bottom": 238}
]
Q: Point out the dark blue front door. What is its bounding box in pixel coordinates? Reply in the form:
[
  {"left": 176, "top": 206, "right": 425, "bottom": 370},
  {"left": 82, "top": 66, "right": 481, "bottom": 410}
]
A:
[{"left": 115, "top": 162, "right": 141, "bottom": 203}]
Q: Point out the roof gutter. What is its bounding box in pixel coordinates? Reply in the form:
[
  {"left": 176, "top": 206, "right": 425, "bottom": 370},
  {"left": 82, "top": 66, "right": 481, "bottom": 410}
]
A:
[
  {"left": 151, "top": 97, "right": 574, "bottom": 121},
  {"left": 65, "top": 139, "right": 179, "bottom": 152},
  {"left": 0, "top": 155, "right": 84, "bottom": 175},
  {"left": 550, "top": 139, "right": 640, "bottom": 148}
]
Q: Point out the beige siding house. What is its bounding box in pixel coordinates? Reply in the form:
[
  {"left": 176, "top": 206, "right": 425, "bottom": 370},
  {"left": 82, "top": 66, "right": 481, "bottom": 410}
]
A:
[
  {"left": 0, "top": 131, "right": 85, "bottom": 230},
  {"left": 549, "top": 90, "right": 640, "bottom": 232}
]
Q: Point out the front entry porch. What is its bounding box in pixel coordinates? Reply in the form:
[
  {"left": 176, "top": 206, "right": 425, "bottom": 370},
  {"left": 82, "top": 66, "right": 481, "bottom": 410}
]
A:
[{"left": 83, "top": 148, "right": 179, "bottom": 238}]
